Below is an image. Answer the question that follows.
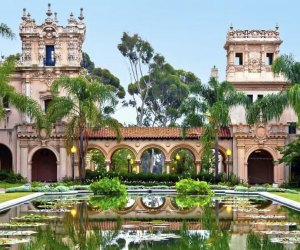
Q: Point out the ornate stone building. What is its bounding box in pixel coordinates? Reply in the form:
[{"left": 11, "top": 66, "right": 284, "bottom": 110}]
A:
[
  {"left": 226, "top": 26, "right": 298, "bottom": 184},
  {"left": 0, "top": 4, "right": 86, "bottom": 181},
  {"left": 0, "top": 5, "right": 297, "bottom": 184}
]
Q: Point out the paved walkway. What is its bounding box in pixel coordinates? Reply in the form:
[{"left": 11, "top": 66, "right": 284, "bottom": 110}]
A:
[
  {"left": 0, "top": 193, "right": 44, "bottom": 211},
  {"left": 260, "top": 192, "right": 300, "bottom": 211}
]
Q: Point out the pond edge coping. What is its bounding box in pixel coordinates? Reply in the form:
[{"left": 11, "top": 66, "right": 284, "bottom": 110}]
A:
[{"left": 0, "top": 193, "right": 44, "bottom": 212}]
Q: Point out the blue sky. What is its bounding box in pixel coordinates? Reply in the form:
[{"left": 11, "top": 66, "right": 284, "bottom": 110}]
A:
[{"left": 1, "top": 0, "right": 300, "bottom": 124}]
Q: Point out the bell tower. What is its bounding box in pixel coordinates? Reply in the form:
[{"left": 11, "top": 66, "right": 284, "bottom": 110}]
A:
[{"left": 224, "top": 25, "right": 284, "bottom": 84}]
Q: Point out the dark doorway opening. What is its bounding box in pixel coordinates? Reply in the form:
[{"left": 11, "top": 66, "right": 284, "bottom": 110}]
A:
[
  {"left": 32, "top": 149, "right": 57, "bottom": 182},
  {"left": 248, "top": 150, "right": 274, "bottom": 184},
  {"left": 0, "top": 144, "right": 12, "bottom": 171}
]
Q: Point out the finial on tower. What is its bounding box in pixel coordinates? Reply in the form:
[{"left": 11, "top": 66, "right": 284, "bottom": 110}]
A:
[
  {"left": 54, "top": 12, "right": 58, "bottom": 22},
  {"left": 275, "top": 23, "right": 279, "bottom": 30},
  {"left": 22, "top": 8, "right": 27, "bottom": 20},
  {"left": 78, "top": 8, "right": 84, "bottom": 21},
  {"left": 230, "top": 23, "right": 233, "bottom": 30},
  {"left": 210, "top": 65, "right": 219, "bottom": 80},
  {"left": 46, "top": 3, "right": 52, "bottom": 17}
]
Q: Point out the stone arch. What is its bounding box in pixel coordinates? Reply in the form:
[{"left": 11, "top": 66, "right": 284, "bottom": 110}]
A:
[
  {"left": 31, "top": 148, "right": 58, "bottom": 182},
  {"left": 107, "top": 144, "right": 138, "bottom": 161},
  {"left": 137, "top": 144, "right": 167, "bottom": 161},
  {"left": 169, "top": 144, "right": 200, "bottom": 162},
  {"left": 86, "top": 145, "right": 107, "bottom": 172},
  {"left": 245, "top": 146, "right": 278, "bottom": 163},
  {"left": 246, "top": 147, "right": 275, "bottom": 184},
  {"left": 87, "top": 144, "right": 107, "bottom": 159},
  {"left": 0, "top": 144, "right": 13, "bottom": 171}
]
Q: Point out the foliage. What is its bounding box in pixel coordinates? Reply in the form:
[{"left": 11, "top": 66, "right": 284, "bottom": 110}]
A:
[
  {"left": 0, "top": 23, "right": 15, "bottom": 39},
  {"left": 111, "top": 148, "right": 134, "bottom": 173},
  {"left": 181, "top": 77, "right": 249, "bottom": 176},
  {"left": 0, "top": 170, "right": 26, "bottom": 183},
  {"left": 276, "top": 136, "right": 300, "bottom": 166},
  {"left": 234, "top": 186, "right": 249, "bottom": 192},
  {"left": 247, "top": 54, "right": 300, "bottom": 124},
  {"left": 176, "top": 179, "right": 213, "bottom": 195},
  {"left": 46, "top": 76, "right": 121, "bottom": 181},
  {"left": 89, "top": 177, "right": 127, "bottom": 195},
  {"left": 88, "top": 195, "right": 127, "bottom": 210},
  {"left": 81, "top": 52, "right": 95, "bottom": 74},
  {"left": 87, "top": 149, "right": 106, "bottom": 172},
  {"left": 247, "top": 232, "right": 285, "bottom": 250},
  {"left": 175, "top": 194, "right": 211, "bottom": 208},
  {"left": 85, "top": 170, "right": 225, "bottom": 185},
  {"left": 170, "top": 149, "right": 196, "bottom": 175},
  {"left": 0, "top": 58, "right": 44, "bottom": 126}
]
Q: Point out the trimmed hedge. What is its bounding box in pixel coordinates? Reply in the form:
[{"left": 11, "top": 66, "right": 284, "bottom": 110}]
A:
[
  {"left": 0, "top": 170, "right": 26, "bottom": 183},
  {"left": 85, "top": 170, "right": 225, "bottom": 185}
]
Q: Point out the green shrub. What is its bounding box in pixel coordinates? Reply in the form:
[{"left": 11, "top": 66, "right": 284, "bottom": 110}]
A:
[
  {"left": 84, "top": 170, "right": 225, "bottom": 185},
  {"left": 89, "top": 177, "right": 127, "bottom": 195},
  {"left": 176, "top": 179, "right": 213, "bottom": 195},
  {"left": 234, "top": 186, "right": 249, "bottom": 192},
  {"left": 5, "top": 186, "right": 30, "bottom": 193},
  {"left": 286, "top": 189, "right": 299, "bottom": 194},
  {"left": 175, "top": 194, "right": 211, "bottom": 208},
  {"left": 69, "top": 185, "right": 90, "bottom": 190},
  {"left": 249, "top": 186, "right": 266, "bottom": 192},
  {"left": 30, "top": 181, "right": 44, "bottom": 188},
  {"left": 0, "top": 170, "right": 26, "bottom": 183}
]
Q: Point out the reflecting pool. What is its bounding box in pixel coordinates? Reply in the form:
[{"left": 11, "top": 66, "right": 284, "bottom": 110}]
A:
[{"left": 0, "top": 194, "right": 300, "bottom": 249}]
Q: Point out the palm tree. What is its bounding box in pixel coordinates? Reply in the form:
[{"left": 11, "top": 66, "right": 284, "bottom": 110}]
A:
[
  {"left": 46, "top": 76, "right": 121, "bottom": 181},
  {"left": 0, "top": 58, "right": 44, "bottom": 126},
  {"left": 181, "top": 77, "right": 249, "bottom": 177},
  {"left": 247, "top": 54, "right": 300, "bottom": 124},
  {"left": 0, "top": 23, "right": 15, "bottom": 39}
]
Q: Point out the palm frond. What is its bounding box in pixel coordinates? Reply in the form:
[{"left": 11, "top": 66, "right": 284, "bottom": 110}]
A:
[{"left": 0, "top": 23, "right": 15, "bottom": 39}]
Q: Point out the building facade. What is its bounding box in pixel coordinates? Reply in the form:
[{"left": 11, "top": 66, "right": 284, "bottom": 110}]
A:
[{"left": 0, "top": 5, "right": 297, "bottom": 184}]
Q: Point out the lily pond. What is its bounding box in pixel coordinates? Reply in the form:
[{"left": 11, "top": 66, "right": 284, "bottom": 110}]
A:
[{"left": 0, "top": 194, "right": 300, "bottom": 250}]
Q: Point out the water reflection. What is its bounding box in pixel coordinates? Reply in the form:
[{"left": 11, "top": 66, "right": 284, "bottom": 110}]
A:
[{"left": 0, "top": 195, "right": 300, "bottom": 249}]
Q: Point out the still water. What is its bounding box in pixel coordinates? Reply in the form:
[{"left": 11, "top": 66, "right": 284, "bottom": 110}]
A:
[{"left": 0, "top": 194, "right": 299, "bottom": 249}]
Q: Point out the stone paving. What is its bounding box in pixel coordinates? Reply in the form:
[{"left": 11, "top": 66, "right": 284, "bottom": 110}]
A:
[{"left": 0, "top": 193, "right": 44, "bottom": 211}]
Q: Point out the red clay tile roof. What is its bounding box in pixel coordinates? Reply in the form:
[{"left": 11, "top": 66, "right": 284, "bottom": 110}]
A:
[{"left": 87, "top": 127, "right": 231, "bottom": 140}]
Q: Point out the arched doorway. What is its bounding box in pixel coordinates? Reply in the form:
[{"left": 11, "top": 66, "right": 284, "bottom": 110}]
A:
[
  {"left": 248, "top": 150, "right": 274, "bottom": 184},
  {"left": 32, "top": 149, "right": 57, "bottom": 182},
  {"left": 0, "top": 144, "right": 12, "bottom": 171}
]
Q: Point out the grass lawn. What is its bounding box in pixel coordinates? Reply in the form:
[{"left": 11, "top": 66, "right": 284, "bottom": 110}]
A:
[
  {"left": 271, "top": 192, "right": 300, "bottom": 203},
  {"left": 0, "top": 192, "right": 33, "bottom": 203},
  {"left": 0, "top": 182, "right": 25, "bottom": 189}
]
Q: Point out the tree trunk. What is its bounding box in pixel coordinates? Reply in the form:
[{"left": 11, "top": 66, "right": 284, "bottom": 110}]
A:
[
  {"left": 79, "top": 130, "right": 84, "bottom": 182},
  {"left": 214, "top": 136, "right": 219, "bottom": 178}
]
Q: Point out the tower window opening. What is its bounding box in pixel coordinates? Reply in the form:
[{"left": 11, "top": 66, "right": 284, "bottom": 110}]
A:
[
  {"left": 257, "top": 94, "right": 263, "bottom": 100},
  {"left": 45, "top": 45, "right": 55, "bottom": 66},
  {"left": 247, "top": 95, "right": 253, "bottom": 103},
  {"left": 44, "top": 99, "right": 52, "bottom": 112},
  {"left": 3, "top": 96, "right": 9, "bottom": 109},
  {"left": 288, "top": 122, "right": 297, "bottom": 134},
  {"left": 266, "top": 53, "right": 274, "bottom": 65},
  {"left": 235, "top": 53, "right": 243, "bottom": 65}
]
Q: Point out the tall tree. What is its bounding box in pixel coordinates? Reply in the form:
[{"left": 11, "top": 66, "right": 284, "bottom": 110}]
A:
[
  {"left": 0, "top": 23, "right": 15, "bottom": 39},
  {"left": 46, "top": 76, "right": 121, "bottom": 181},
  {"left": 118, "top": 32, "right": 154, "bottom": 126},
  {"left": 81, "top": 52, "right": 95, "bottom": 74},
  {"left": 181, "top": 77, "right": 249, "bottom": 176},
  {"left": 144, "top": 54, "right": 198, "bottom": 127}
]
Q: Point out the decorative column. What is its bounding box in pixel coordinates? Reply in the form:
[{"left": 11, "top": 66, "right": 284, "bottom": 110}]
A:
[
  {"left": 164, "top": 161, "right": 171, "bottom": 174},
  {"left": 195, "top": 161, "right": 201, "bottom": 174},
  {"left": 135, "top": 161, "right": 141, "bottom": 174},
  {"left": 59, "top": 146, "right": 67, "bottom": 180},
  {"left": 20, "top": 145, "right": 28, "bottom": 179},
  {"left": 105, "top": 160, "right": 111, "bottom": 172}
]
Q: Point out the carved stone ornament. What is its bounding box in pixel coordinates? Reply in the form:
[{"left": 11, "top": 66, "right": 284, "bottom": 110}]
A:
[
  {"left": 248, "top": 52, "right": 261, "bottom": 73},
  {"left": 255, "top": 123, "right": 267, "bottom": 144}
]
